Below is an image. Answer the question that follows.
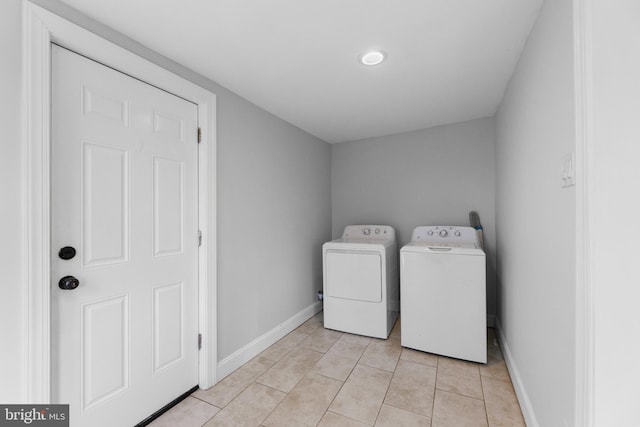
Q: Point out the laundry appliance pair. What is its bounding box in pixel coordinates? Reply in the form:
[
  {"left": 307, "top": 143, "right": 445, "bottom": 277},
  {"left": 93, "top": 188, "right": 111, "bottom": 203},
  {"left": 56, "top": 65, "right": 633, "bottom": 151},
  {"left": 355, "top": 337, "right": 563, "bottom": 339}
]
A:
[{"left": 322, "top": 224, "right": 486, "bottom": 363}]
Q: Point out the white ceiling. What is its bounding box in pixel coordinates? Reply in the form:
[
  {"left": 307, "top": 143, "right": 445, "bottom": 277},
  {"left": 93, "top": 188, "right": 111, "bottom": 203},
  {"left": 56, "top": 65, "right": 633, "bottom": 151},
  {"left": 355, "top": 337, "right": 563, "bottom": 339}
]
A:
[{"left": 58, "top": 0, "right": 542, "bottom": 143}]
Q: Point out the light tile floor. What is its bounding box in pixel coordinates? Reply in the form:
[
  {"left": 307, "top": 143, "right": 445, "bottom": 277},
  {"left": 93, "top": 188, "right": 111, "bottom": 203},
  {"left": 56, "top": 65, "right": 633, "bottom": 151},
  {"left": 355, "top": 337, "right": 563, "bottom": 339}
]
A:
[{"left": 150, "top": 313, "right": 525, "bottom": 427}]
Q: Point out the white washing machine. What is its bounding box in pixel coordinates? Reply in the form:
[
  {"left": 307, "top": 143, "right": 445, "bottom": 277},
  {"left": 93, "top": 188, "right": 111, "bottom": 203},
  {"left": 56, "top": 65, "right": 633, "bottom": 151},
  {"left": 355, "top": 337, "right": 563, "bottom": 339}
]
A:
[
  {"left": 322, "top": 225, "right": 398, "bottom": 339},
  {"left": 401, "top": 226, "right": 486, "bottom": 363}
]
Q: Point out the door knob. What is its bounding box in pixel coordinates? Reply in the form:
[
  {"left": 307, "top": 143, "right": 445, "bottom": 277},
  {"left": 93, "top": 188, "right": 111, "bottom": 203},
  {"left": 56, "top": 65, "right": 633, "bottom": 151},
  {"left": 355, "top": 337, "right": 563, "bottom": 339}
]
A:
[{"left": 58, "top": 276, "right": 80, "bottom": 290}]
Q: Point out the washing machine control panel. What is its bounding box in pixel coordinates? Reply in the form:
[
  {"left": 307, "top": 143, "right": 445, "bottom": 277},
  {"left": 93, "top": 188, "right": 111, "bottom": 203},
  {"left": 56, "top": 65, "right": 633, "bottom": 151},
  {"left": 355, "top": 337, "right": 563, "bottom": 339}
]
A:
[
  {"left": 343, "top": 225, "right": 396, "bottom": 241},
  {"left": 411, "top": 226, "right": 478, "bottom": 244}
]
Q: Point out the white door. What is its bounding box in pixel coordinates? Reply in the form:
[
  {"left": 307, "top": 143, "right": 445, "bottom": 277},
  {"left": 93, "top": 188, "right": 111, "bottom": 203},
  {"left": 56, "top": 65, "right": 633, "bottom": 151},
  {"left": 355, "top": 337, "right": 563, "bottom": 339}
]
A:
[{"left": 50, "top": 45, "right": 199, "bottom": 426}]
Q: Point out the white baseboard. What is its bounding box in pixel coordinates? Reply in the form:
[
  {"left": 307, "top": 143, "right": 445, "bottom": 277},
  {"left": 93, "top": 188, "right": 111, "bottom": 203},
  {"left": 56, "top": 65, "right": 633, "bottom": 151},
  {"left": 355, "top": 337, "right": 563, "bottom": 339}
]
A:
[
  {"left": 496, "top": 318, "right": 539, "bottom": 427},
  {"left": 216, "top": 301, "right": 323, "bottom": 381}
]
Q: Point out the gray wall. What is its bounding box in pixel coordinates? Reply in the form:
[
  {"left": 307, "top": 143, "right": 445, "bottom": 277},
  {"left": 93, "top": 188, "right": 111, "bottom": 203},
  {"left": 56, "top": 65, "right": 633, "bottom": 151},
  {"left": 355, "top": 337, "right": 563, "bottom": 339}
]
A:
[
  {"left": 494, "top": 0, "right": 576, "bottom": 425},
  {"left": 217, "top": 93, "right": 331, "bottom": 359},
  {"left": 331, "top": 117, "right": 497, "bottom": 317}
]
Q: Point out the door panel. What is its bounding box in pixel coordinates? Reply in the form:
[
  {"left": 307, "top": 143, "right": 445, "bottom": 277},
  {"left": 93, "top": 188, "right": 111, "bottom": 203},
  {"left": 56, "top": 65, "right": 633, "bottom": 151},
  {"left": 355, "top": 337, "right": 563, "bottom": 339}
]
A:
[
  {"left": 153, "top": 111, "right": 185, "bottom": 141},
  {"left": 51, "top": 45, "right": 199, "bottom": 426},
  {"left": 81, "top": 294, "right": 129, "bottom": 411},
  {"left": 82, "top": 143, "right": 129, "bottom": 266},
  {"left": 82, "top": 86, "right": 129, "bottom": 124},
  {"left": 152, "top": 282, "right": 184, "bottom": 373},
  {"left": 153, "top": 157, "right": 184, "bottom": 257}
]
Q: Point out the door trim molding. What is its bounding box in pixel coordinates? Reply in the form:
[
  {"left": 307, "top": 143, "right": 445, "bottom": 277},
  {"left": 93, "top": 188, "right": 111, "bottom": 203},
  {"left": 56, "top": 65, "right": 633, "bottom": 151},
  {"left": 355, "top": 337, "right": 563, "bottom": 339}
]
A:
[
  {"left": 574, "top": 0, "right": 595, "bottom": 425},
  {"left": 23, "top": 2, "right": 218, "bottom": 402}
]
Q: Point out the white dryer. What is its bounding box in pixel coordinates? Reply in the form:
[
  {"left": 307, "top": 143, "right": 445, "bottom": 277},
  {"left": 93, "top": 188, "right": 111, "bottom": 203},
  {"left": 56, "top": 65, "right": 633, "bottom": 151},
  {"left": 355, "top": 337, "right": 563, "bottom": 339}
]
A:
[
  {"left": 401, "top": 226, "right": 486, "bottom": 363},
  {"left": 323, "top": 225, "right": 398, "bottom": 339}
]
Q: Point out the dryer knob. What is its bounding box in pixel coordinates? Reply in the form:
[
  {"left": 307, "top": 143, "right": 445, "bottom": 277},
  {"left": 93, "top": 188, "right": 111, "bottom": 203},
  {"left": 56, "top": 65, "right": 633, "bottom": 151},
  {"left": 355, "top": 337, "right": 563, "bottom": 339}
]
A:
[
  {"left": 454, "top": 231, "right": 461, "bottom": 237},
  {"left": 439, "top": 230, "right": 448, "bottom": 237},
  {"left": 363, "top": 228, "right": 371, "bottom": 235},
  {"left": 427, "top": 231, "right": 434, "bottom": 236}
]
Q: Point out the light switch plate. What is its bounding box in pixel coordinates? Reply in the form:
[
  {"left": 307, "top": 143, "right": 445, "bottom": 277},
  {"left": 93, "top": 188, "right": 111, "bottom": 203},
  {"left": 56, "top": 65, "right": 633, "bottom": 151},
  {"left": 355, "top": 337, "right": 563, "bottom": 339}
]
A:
[{"left": 561, "top": 152, "right": 575, "bottom": 187}]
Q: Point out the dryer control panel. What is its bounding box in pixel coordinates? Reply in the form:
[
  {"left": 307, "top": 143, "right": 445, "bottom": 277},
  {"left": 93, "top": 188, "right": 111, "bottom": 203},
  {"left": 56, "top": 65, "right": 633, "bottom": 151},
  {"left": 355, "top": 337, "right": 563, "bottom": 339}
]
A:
[
  {"left": 411, "top": 226, "right": 478, "bottom": 245},
  {"left": 342, "top": 225, "right": 396, "bottom": 241}
]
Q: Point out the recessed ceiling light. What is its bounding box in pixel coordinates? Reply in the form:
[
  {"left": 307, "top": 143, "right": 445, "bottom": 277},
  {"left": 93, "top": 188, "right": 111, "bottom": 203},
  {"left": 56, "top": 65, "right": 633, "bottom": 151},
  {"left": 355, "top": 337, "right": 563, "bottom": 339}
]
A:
[{"left": 359, "top": 50, "right": 386, "bottom": 66}]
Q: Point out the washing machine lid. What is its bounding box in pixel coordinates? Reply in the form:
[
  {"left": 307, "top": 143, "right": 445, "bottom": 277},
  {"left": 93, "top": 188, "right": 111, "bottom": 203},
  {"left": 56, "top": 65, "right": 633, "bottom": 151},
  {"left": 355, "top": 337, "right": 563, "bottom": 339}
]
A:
[{"left": 401, "top": 241, "right": 484, "bottom": 256}]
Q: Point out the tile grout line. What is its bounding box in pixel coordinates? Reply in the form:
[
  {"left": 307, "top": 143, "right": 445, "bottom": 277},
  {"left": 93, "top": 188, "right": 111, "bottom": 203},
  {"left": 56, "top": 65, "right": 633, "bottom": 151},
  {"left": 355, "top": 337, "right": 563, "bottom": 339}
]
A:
[
  {"left": 479, "top": 373, "right": 491, "bottom": 427},
  {"left": 373, "top": 356, "right": 399, "bottom": 426},
  {"left": 190, "top": 394, "right": 219, "bottom": 408},
  {"left": 311, "top": 332, "right": 373, "bottom": 426},
  {"left": 307, "top": 332, "right": 345, "bottom": 426},
  {"left": 431, "top": 356, "right": 440, "bottom": 426},
  {"left": 256, "top": 381, "right": 285, "bottom": 427},
  {"left": 197, "top": 350, "right": 290, "bottom": 424},
  {"left": 257, "top": 359, "right": 295, "bottom": 426},
  {"left": 260, "top": 327, "right": 343, "bottom": 426},
  {"left": 249, "top": 334, "right": 311, "bottom": 426}
]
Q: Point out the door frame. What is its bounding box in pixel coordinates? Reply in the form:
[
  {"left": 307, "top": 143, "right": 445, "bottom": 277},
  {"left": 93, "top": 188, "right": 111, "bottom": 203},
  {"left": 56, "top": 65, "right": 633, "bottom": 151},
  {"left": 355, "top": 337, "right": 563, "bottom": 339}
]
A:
[
  {"left": 574, "top": 0, "right": 594, "bottom": 425},
  {"left": 23, "top": 2, "right": 217, "bottom": 403}
]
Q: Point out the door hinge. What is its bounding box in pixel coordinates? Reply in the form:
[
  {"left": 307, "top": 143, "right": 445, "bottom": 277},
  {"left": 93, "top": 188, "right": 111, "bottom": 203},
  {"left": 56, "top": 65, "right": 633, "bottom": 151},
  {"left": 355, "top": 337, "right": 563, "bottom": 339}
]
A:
[
  {"left": 198, "top": 333, "right": 202, "bottom": 350},
  {"left": 198, "top": 230, "right": 202, "bottom": 247},
  {"left": 197, "top": 127, "right": 202, "bottom": 144}
]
